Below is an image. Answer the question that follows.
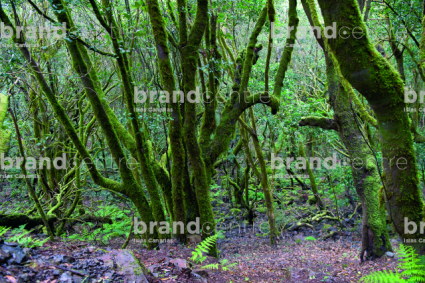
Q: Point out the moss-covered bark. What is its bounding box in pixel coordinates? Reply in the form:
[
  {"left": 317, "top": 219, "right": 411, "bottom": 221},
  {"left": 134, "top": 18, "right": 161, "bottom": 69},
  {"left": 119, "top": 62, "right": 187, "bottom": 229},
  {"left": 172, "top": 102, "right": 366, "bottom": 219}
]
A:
[
  {"left": 0, "top": 94, "right": 11, "bottom": 155},
  {"left": 239, "top": 113, "right": 278, "bottom": 246},
  {"left": 0, "top": 4, "right": 159, "bottom": 248},
  {"left": 9, "top": 108, "right": 55, "bottom": 240},
  {"left": 179, "top": 0, "right": 217, "bottom": 255},
  {"left": 314, "top": 0, "right": 425, "bottom": 254},
  {"left": 146, "top": 0, "right": 187, "bottom": 243},
  {"left": 93, "top": 0, "right": 167, "bottom": 229},
  {"left": 298, "top": 141, "right": 325, "bottom": 210},
  {"left": 300, "top": 0, "right": 393, "bottom": 259}
]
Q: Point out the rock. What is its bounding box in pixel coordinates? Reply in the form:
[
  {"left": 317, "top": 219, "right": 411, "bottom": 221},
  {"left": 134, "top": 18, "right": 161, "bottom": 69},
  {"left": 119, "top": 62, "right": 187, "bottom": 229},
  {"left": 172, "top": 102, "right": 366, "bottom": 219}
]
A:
[
  {"left": 386, "top": 252, "right": 394, "bottom": 258},
  {"left": 0, "top": 249, "right": 11, "bottom": 263},
  {"left": 104, "top": 271, "right": 115, "bottom": 279},
  {"left": 187, "top": 235, "right": 202, "bottom": 244},
  {"left": 10, "top": 248, "right": 27, "bottom": 264},
  {"left": 4, "top": 242, "right": 18, "bottom": 247},
  {"left": 211, "top": 200, "right": 218, "bottom": 207},
  {"left": 98, "top": 249, "right": 149, "bottom": 282},
  {"left": 52, "top": 255, "right": 75, "bottom": 264},
  {"left": 170, "top": 258, "right": 187, "bottom": 269},
  {"left": 72, "top": 274, "right": 84, "bottom": 283},
  {"left": 193, "top": 269, "right": 209, "bottom": 278},
  {"left": 18, "top": 273, "right": 30, "bottom": 282},
  {"left": 59, "top": 272, "right": 73, "bottom": 282},
  {"left": 147, "top": 264, "right": 159, "bottom": 273},
  {"left": 22, "top": 248, "right": 31, "bottom": 255}
]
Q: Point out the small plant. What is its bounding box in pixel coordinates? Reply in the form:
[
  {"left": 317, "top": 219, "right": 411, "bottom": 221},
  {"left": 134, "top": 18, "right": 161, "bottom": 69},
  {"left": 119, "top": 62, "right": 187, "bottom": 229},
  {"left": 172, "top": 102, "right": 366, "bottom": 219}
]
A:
[
  {"left": 229, "top": 208, "right": 241, "bottom": 216},
  {"left": 0, "top": 226, "right": 10, "bottom": 237},
  {"left": 360, "top": 244, "right": 425, "bottom": 282},
  {"left": 202, "top": 258, "right": 237, "bottom": 271},
  {"left": 8, "top": 225, "right": 49, "bottom": 248},
  {"left": 305, "top": 236, "right": 317, "bottom": 241},
  {"left": 190, "top": 234, "right": 218, "bottom": 264},
  {"left": 190, "top": 233, "right": 237, "bottom": 271}
]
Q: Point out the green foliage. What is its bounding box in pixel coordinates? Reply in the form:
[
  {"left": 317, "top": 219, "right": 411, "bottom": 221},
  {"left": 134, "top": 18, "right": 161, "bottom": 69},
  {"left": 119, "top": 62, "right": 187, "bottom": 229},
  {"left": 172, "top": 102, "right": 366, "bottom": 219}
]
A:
[
  {"left": 257, "top": 206, "right": 267, "bottom": 213},
  {"left": 7, "top": 225, "right": 49, "bottom": 248},
  {"left": 304, "top": 236, "right": 317, "bottom": 241},
  {"left": 361, "top": 245, "right": 425, "bottom": 282},
  {"left": 229, "top": 208, "right": 241, "bottom": 216},
  {"left": 67, "top": 220, "right": 129, "bottom": 245},
  {"left": 0, "top": 226, "right": 10, "bottom": 237},
  {"left": 202, "top": 258, "right": 238, "bottom": 271},
  {"left": 66, "top": 205, "right": 131, "bottom": 245},
  {"left": 190, "top": 233, "right": 237, "bottom": 271},
  {"left": 191, "top": 234, "right": 218, "bottom": 264}
]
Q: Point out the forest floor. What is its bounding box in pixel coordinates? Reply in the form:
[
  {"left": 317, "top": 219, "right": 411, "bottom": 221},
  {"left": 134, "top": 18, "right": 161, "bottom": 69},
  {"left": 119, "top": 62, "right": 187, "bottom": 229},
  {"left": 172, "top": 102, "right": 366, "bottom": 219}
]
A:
[
  {"left": 129, "top": 231, "right": 401, "bottom": 283},
  {"left": 0, "top": 221, "right": 401, "bottom": 283},
  {"left": 0, "top": 189, "right": 403, "bottom": 282},
  {"left": 0, "top": 231, "right": 401, "bottom": 283}
]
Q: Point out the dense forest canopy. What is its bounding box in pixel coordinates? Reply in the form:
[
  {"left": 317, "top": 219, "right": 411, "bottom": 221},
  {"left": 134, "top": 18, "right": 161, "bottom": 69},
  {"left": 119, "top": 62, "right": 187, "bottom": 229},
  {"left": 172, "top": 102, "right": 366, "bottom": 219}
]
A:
[{"left": 0, "top": 0, "right": 425, "bottom": 281}]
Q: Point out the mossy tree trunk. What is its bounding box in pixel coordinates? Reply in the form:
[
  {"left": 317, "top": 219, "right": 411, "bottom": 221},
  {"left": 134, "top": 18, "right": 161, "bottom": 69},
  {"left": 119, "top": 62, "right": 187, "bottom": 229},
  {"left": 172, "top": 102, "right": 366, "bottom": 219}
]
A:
[
  {"left": 0, "top": 3, "right": 161, "bottom": 248},
  {"left": 239, "top": 113, "right": 278, "bottom": 246},
  {"left": 314, "top": 0, "right": 425, "bottom": 254},
  {"left": 299, "top": 0, "right": 396, "bottom": 259},
  {"left": 145, "top": 0, "right": 188, "bottom": 243},
  {"left": 298, "top": 141, "right": 325, "bottom": 210}
]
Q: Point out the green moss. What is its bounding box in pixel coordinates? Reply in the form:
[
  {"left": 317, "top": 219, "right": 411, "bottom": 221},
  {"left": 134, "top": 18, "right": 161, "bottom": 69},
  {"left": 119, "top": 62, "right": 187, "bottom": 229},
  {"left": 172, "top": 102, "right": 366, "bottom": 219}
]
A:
[{"left": 0, "top": 94, "right": 11, "bottom": 154}]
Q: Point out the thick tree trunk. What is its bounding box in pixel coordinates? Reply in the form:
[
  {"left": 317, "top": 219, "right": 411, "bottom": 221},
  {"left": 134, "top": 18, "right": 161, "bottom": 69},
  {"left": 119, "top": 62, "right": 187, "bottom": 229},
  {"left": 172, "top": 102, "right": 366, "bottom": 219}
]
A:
[
  {"left": 315, "top": 0, "right": 425, "bottom": 254},
  {"left": 300, "top": 0, "right": 393, "bottom": 259},
  {"left": 327, "top": 60, "right": 392, "bottom": 261}
]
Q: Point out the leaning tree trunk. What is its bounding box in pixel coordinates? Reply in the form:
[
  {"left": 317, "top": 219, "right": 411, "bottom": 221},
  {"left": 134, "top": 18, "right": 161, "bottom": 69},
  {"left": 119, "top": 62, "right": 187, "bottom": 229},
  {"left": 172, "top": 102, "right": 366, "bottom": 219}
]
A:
[
  {"left": 314, "top": 0, "right": 425, "bottom": 254},
  {"left": 299, "top": 0, "right": 392, "bottom": 260}
]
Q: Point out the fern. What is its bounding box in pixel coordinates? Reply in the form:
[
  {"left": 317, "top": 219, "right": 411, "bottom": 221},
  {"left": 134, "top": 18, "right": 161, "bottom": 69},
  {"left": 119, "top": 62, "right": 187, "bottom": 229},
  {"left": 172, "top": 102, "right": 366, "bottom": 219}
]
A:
[
  {"left": 7, "top": 225, "right": 49, "bottom": 248},
  {"left": 0, "top": 226, "right": 10, "bottom": 237},
  {"left": 202, "top": 263, "right": 220, "bottom": 270},
  {"left": 190, "top": 234, "right": 238, "bottom": 271},
  {"left": 361, "top": 245, "right": 425, "bottom": 283},
  {"left": 191, "top": 234, "right": 218, "bottom": 264}
]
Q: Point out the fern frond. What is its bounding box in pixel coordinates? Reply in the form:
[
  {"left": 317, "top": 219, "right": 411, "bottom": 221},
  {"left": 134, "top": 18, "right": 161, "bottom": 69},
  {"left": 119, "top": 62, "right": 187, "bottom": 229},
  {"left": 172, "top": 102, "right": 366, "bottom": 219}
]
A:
[
  {"left": 361, "top": 244, "right": 425, "bottom": 283},
  {"left": 202, "top": 263, "right": 219, "bottom": 270},
  {"left": 361, "top": 269, "right": 405, "bottom": 283}
]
